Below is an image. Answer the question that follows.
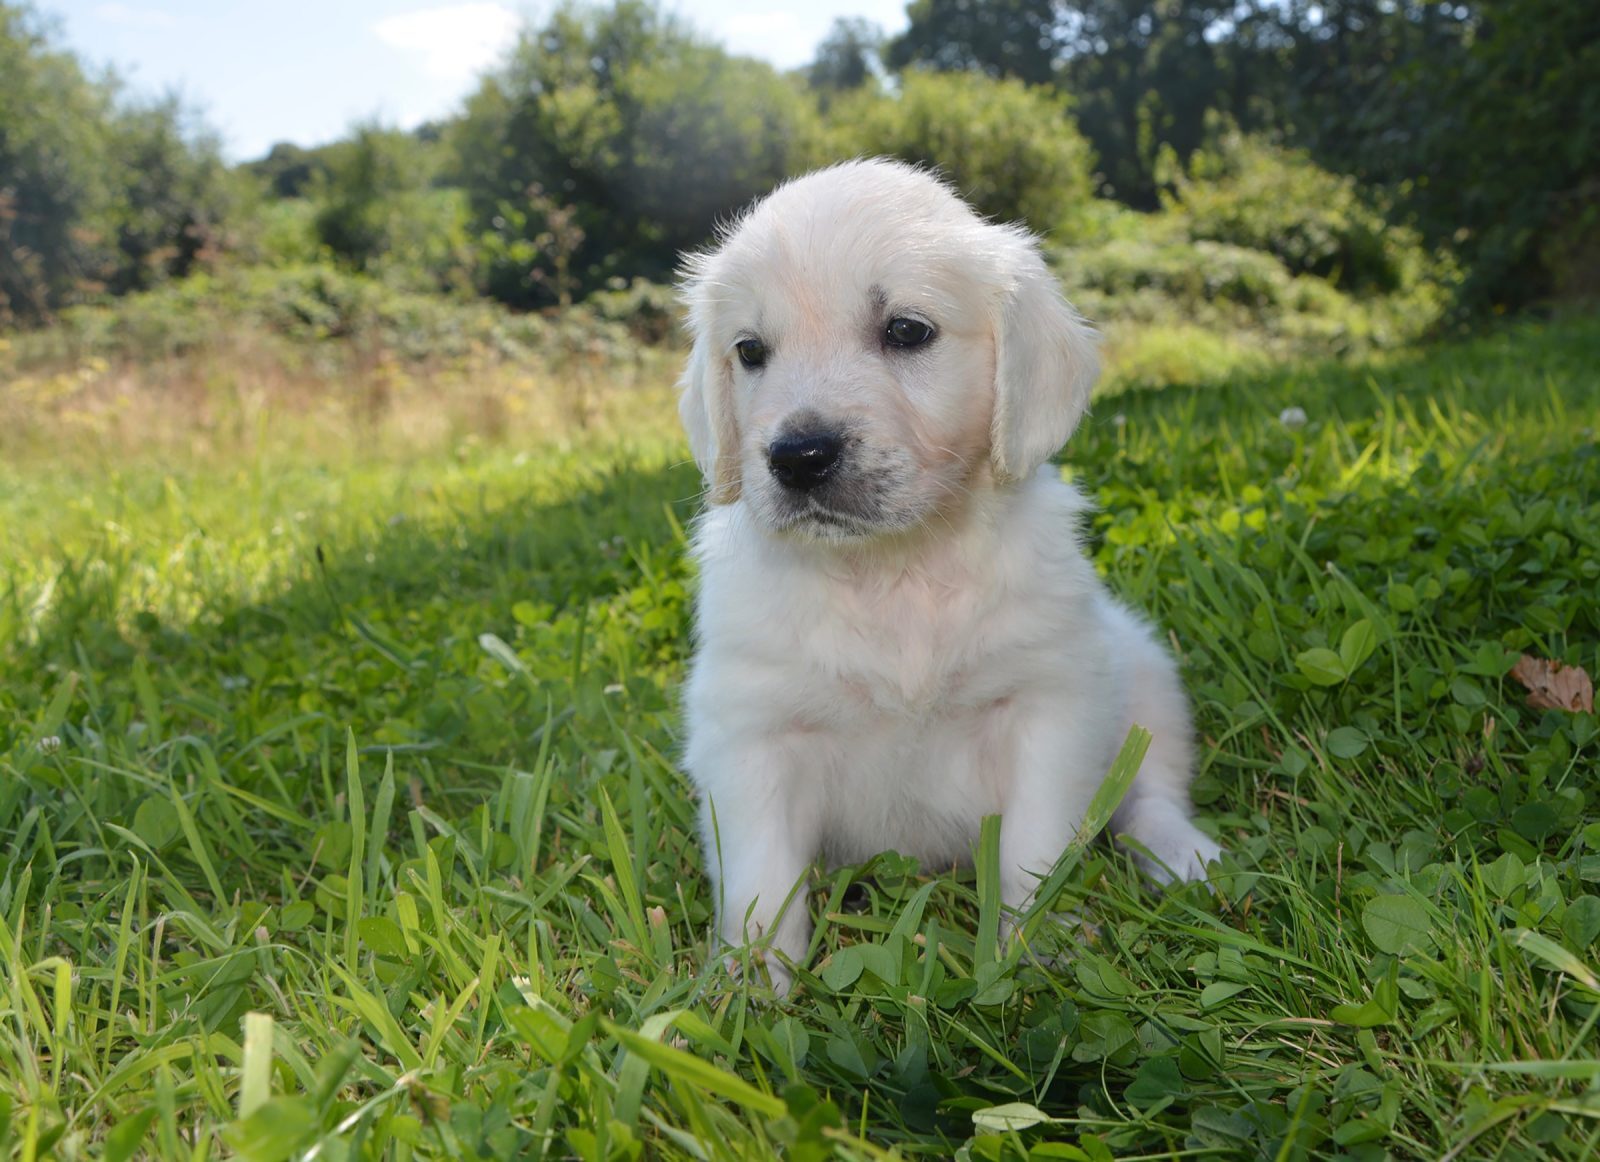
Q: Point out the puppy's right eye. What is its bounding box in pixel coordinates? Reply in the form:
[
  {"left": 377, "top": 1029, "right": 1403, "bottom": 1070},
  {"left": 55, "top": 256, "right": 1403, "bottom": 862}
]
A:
[
  {"left": 885, "top": 317, "right": 935, "bottom": 348},
  {"left": 735, "top": 338, "right": 768, "bottom": 369}
]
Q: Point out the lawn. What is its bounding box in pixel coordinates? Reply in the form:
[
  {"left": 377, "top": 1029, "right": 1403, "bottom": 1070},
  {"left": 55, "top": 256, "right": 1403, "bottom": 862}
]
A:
[{"left": 2, "top": 317, "right": 1598, "bottom": 1160}]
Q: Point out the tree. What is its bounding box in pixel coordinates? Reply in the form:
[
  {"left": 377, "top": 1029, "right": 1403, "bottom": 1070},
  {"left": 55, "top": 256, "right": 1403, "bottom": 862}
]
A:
[
  {"left": 102, "top": 97, "right": 234, "bottom": 293},
  {"left": 451, "top": 0, "right": 822, "bottom": 307},
  {"left": 885, "top": 0, "right": 1244, "bottom": 206},
  {"left": 310, "top": 124, "right": 474, "bottom": 292},
  {"left": 887, "top": 0, "right": 1064, "bottom": 86},
  {"left": 1055, "top": 0, "right": 1237, "bottom": 206},
  {"left": 314, "top": 125, "right": 428, "bottom": 270},
  {"left": 1222, "top": 0, "right": 1595, "bottom": 307},
  {"left": 1390, "top": 0, "right": 1598, "bottom": 308},
  {"left": 0, "top": 3, "right": 115, "bottom": 320},
  {"left": 0, "top": 2, "right": 237, "bottom": 319},
  {"left": 248, "top": 142, "right": 331, "bottom": 199},
  {"left": 808, "top": 17, "right": 883, "bottom": 98}
]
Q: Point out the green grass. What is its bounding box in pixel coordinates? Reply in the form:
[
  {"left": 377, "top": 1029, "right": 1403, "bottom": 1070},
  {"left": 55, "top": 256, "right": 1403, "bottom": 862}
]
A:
[{"left": 2, "top": 317, "right": 1598, "bottom": 1160}]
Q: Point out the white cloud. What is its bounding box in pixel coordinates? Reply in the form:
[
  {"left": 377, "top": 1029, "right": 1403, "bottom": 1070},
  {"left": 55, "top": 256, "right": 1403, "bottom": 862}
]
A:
[
  {"left": 721, "top": 11, "right": 808, "bottom": 66},
  {"left": 691, "top": 1, "right": 910, "bottom": 71},
  {"left": 94, "top": 2, "right": 176, "bottom": 29},
  {"left": 374, "top": 3, "right": 521, "bottom": 82},
  {"left": 726, "top": 11, "right": 805, "bottom": 39}
]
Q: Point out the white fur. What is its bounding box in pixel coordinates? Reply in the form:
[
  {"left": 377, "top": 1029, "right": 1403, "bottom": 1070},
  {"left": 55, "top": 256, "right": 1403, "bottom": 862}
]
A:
[{"left": 677, "top": 159, "right": 1221, "bottom": 993}]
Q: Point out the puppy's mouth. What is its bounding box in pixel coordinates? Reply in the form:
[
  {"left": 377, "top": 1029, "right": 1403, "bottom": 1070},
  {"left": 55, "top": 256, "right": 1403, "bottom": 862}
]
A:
[
  {"left": 762, "top": 468, "right": 921, "bottom": 541},
  {"left": 769, "top": 497, "right": 884, "bottom": 540}
]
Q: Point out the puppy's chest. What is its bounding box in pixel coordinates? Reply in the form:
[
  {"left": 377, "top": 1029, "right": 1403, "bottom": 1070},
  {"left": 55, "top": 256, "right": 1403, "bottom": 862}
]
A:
[{"left": 793, "top": 573, "right": 1019, "bottom": 714}]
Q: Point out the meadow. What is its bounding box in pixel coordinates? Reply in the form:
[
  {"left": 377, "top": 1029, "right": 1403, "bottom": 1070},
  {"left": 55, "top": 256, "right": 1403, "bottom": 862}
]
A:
[{"left": 2, "top": 314, "right": 1598, "bottom": 1160}]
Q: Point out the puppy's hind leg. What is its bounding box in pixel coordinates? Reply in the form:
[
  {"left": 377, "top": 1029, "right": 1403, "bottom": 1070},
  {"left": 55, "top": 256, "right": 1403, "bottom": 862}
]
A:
[{"left": 1116, "top": 784, "right": 1221, "bottom": 883}]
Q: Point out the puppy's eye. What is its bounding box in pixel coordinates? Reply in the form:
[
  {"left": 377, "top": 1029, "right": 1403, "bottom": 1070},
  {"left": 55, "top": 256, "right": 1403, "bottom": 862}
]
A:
[
  {"left": 735, "top": 338, "right": 768, "bottom": 369},
  {"left": 885, "top": 317, "right": 935, "bottom": 348}
]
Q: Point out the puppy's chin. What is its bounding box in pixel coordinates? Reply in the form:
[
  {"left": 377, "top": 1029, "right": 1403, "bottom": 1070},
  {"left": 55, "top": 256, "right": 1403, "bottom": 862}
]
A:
[
  {"left": 763, "top": 504, "right": 893, "bottom": 544},
  {"left": 752, "top": 486, "right": 936, "bottom": 545}
]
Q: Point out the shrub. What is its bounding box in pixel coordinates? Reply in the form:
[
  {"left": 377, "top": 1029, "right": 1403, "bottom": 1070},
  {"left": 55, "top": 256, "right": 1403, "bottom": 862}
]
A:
[
  {"left": 1055, "top": 196, "right": 1452, "bottom": 370},
  {"left": 584, "top": 278, "right": 681, "bottom": 346},
  {"left": 19, "top": 266, "right": 518, "bottom": 366},
  {"left": 8, "top": 263, "right": 686, "bottom": 379},
  {"left": 1061, "top": 234, "right": 1353, "bottom": 343},
  {"left": 310, "top": 127, "right": 476, "bottom": 294},
  {"left": 1159, "top": 124, "right": 1427, "bottom": 297},
  {"left": 244, "top": 198, "right": 322, "bottom": 268},
  {"left": 823, "top": 71, "right": 1096, "bottom": 236}
]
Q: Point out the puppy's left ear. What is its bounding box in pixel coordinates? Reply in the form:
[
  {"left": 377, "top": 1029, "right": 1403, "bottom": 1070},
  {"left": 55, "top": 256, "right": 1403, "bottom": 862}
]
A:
[{"left": 989, "top": 235, "right": 1100, "bottom": 482}]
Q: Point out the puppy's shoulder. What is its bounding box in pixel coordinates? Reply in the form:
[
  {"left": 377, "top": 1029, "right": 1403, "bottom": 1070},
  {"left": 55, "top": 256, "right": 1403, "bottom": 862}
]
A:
[{"left": 1000, "top": 468, "right": 1095, "bottom": 561}]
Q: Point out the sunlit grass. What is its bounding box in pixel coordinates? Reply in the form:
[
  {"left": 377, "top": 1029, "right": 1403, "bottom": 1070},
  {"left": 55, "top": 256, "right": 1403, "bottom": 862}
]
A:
[{"left": 1, "top": 317, "right": 1597, "bottom": 1159}]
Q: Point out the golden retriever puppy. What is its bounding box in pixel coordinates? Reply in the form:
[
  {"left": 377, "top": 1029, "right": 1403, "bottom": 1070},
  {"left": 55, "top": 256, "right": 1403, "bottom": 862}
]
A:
[{"left": 678, "top": 159, "right": 1220, "bottom": 993}]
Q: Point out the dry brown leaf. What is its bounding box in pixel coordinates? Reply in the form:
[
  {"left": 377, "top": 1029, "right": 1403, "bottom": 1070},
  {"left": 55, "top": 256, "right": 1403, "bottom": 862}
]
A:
[{"left": 1510, "top": 654, "right": 1595, "bottom": 714}]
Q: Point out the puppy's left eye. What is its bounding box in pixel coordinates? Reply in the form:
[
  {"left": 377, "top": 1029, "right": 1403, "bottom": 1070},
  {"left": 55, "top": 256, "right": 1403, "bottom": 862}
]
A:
[{"left": 885, "top": 317, "right": 935, "bottom": 348}]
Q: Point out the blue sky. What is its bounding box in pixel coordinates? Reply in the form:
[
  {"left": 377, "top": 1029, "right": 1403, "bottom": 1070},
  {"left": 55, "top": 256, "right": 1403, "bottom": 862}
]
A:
[{"left": 43, "top": 1, "right": 910, "bottom": 162}]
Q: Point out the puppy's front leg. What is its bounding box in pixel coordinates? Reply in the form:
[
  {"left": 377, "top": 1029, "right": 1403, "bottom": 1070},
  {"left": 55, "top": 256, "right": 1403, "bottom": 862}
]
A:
[
  {"left": 695, "top": 748, "right": 817, "bottom": 994},
  {"left": 996, "top": 705, "right": 1110, "bottom": 942}
]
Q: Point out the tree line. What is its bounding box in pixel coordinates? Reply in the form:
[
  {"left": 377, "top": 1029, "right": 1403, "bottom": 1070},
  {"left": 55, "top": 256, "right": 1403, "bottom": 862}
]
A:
[{"left": 1, "top": 0, "right": 1594, "bottom": 327}]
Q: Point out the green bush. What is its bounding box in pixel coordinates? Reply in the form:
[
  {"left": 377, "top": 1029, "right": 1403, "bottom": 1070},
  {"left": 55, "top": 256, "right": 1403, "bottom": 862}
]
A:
[
  {"left": 243, "top": 198, "right": 322, "bottom": 267},
  {"left": 584, "top": 278, "right": 681, "bottom": 346},
  {"left": 12, "top": 263, "right": 669, "bottom": 373},
  {"left": 311, "top": 127, "right": 475, "bottom": 295},
  {"left": 1056, "top": 193, "right": 1452, "bottom": 369},
  {"left": 1061, "top": 234, "right": 1358, "bottom": 347},
  {"left": 824, "top": 71, "right": 1096, "bottom": 236},
  {"left": 1160, "top": 125, "right": 1427, "bottom": 297}
]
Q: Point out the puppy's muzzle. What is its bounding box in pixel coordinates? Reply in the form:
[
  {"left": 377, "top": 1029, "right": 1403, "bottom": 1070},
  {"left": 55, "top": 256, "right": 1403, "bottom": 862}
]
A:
[{"left": 768, "top": 432, "right": 843, "bottom": 492}]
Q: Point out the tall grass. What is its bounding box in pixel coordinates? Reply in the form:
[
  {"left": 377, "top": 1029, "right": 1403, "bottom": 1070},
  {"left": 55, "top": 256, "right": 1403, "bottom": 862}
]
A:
[{"left": 1, "top": 317, "right": 1597, "bottom": 1159}]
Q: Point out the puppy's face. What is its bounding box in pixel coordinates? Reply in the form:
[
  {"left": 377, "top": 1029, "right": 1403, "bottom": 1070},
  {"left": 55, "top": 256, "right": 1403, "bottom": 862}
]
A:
[
  {"left": 713, "top": 221, "right": 998, "bottom": 541},
  {"left": 679, "top": 160, "right": 1100, "bottom": 542}
]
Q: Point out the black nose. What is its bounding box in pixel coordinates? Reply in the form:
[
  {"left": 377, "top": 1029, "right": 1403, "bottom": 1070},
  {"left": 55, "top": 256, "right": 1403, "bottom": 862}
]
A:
[{"left": 768, "top": 433, "right": 842, "bottom": 491}]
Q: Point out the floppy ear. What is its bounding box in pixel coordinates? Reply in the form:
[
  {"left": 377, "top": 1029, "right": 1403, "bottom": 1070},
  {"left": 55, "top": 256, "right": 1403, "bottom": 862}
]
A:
[
  {"left": 989, "top": 237, "right": 1101, "bottom": 483},
  {"left": 677, "top": 311, "right": 742, "bottom": 505}
]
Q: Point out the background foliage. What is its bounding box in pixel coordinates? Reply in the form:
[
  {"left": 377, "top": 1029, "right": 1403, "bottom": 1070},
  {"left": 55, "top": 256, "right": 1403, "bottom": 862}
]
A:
[
  {"left": 0, "top": 5, "right": 237, "bottom": 322},
  {"left": 3, "top": 0, "right": 1595, "bottom": 324}
]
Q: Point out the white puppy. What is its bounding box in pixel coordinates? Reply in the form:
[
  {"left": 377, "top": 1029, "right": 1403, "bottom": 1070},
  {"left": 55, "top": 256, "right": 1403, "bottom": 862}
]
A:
[{"left": 677, "top": 159, "right": 1220, "bottom": 993}]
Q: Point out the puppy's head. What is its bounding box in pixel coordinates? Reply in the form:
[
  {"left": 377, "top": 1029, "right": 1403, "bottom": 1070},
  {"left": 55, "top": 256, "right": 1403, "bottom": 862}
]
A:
[{"left": 678, "top": 159, "right": 1098, "bottom": 541}]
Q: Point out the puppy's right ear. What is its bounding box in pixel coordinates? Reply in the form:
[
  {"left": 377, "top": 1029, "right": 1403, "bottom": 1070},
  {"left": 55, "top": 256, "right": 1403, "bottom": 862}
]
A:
[{"left": 678, "top": 301, "right": 742, "bottom": 505}]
